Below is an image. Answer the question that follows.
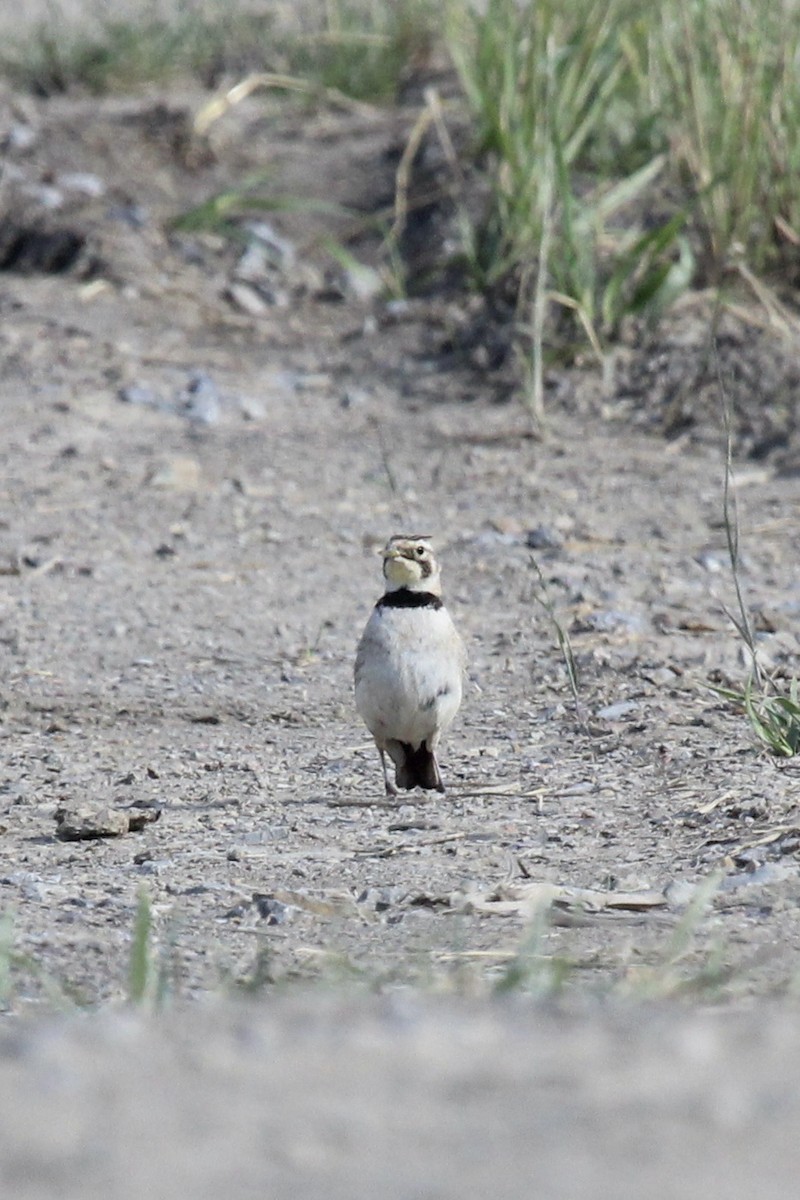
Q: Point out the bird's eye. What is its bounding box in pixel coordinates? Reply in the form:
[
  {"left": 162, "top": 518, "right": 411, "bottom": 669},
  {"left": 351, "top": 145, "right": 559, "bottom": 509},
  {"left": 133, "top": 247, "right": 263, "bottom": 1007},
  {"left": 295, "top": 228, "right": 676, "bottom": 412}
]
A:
[{"left": 415, "top": 545, "right": 425, "bottom": 557}]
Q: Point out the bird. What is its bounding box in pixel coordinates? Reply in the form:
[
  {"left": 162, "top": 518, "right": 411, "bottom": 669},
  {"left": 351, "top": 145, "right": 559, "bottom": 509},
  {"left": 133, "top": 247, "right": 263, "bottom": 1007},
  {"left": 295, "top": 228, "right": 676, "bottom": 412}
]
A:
[{"left": 354, "top": 535, "right": 464, "bottom": 795}]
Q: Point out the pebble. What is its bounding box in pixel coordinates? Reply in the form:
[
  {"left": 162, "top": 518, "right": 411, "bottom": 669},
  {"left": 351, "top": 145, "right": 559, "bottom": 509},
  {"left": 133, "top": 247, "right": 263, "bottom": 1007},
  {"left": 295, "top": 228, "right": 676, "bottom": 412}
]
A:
[
  {"left": 119, "top": 383, "right": 161, "bottom": 407},
  {"left": 6, "top": 123, "right": 37, "bottom": 152},
  {"left": 695, "top": 550, "right": 725, "bottom": 573},
  {"left": 644, "top": 667, "right": 680, "bottom": 687},
  {"left": 244, "top": 220, "right": 296, "bottom": 270},
  {"left": 341, "top": 262, "right": 384, "bottom": 303},
  {"left": 20, "top": 879, "right": 69, "bottom": 903},
  {"left": 340, "top": 387, "right": 369, "bottom": 409},
  {"left": 225, "top": 282, "right": 269, "bottom": 316},
  {"left": 21, "top": 182, "right": 63, "bottom": 209},
  {"left": 357, "top": 886, "right": 407, "bottom": 912},
  {"left": 526, "top": 525, "right": 563, "bottom": 550},
  {"left": 54, "top": 804, "right": 160, "bottom": 841},
  {"left": 238, "top": 395, "right": 266, "bottom": 421},
  {"left": 597, "top": 700, "right": 640, "bottom": 720},
  {"left": 107, "top": 203, "right": 148, "bottom": 227},
  {"left": 253, "top": 897, "right": 292, "bottom": 925},
  {"left": 178, "top": 371, "right": 221, "bottom": 426},
  {"left": 146, "top": 456, "right": 202, "bottom": 492},
  {"left": 57, "top": 171, "right": 106, "bottom": 198},
  {"left": 721, "top": 862, "right": 797, "bottom": 890},
  {"left": 662, "top": 879, "right": 699, "bottom": 908},
  {"left": 235, "top": 241, "right": 272, "bottom": 282},
  {"left": 256, "top": 284, "right": 290, "bottom": 308},
  {"left": 578, "top": 610, "right": 648, "bottom": 634}
]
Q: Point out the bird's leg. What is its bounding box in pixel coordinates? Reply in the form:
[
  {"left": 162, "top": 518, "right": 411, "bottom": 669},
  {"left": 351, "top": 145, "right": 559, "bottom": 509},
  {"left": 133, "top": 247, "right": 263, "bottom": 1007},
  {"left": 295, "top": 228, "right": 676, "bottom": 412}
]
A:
[
  {"left": 379, "top": 749, "right": 398, "bottom": 797},
  {"left": 433, "top": 752, "right": 445, "bottom": 794}
]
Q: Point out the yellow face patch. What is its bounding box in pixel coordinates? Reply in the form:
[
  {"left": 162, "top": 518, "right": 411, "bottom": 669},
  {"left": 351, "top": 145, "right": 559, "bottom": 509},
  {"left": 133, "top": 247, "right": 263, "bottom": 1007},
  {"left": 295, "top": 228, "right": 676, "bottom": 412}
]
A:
[{"left": 383, "top": 553, "right": 422, "bottom": 587}]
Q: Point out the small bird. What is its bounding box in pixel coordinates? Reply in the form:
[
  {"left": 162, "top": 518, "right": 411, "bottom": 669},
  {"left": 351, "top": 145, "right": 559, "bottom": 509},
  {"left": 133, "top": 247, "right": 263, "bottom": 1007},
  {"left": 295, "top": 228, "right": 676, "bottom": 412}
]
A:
[{"left": 355, "top": 535, "right": 464, "bottom": 795}]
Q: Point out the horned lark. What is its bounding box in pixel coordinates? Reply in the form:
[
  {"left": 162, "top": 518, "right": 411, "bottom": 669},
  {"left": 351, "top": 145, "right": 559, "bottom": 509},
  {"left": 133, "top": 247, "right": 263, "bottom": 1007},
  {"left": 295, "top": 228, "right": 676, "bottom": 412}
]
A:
[{"left": 355, "top": 535, "right": 464, "bottom": 795}]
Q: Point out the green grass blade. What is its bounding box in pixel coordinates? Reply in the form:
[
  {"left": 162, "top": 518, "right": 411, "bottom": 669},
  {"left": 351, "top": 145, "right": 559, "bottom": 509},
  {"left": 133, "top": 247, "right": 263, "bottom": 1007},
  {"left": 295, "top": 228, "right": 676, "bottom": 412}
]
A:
[{"left": 128, "top": 890, "right": 153, "bottom": 1005}]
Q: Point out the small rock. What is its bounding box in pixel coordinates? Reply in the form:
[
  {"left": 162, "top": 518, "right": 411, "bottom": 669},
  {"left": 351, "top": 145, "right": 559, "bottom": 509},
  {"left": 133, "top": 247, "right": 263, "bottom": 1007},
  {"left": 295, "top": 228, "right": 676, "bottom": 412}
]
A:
[
  {"left": 733, "top": 845, "right": 769, "bottom": 868},
  {"left": 134, "top": 859, "right": 164, "bottom": 876},
  {"left": 256, "top": 284, "right": 290, "bottom": 307},
  {"left": 21, "top": 880, "right": 62, "bottom": 902},
  {"left": 21, "top": 183, "right": 63, "bottom": 209},
  {"left": 234, "top": 241, "right": 271, "bottom": 282},
  {"left": 722, "top": 862, "right": 797, "bottom": 890},
  {"left": 146, "top": 456, "right": 201, "bottom": 492},
  {"left": 471, "top": 530, "right": 519, "bottom": 548},
  {"left": 575, "top": 610, "right": 647, "bottom": 634},
  {"left": 596, "top": 700, "right": 640, "bottom": 720},
  {"left": 253, "top": 896, "right": 292, "bottom": 925},
  {"left": 119, "top": 383, "right": 160, "bottom": 407},
  {"left": 107, "top": 203, "right": 148, "bottom": 228},
  {"left": 292, "top": 262, "right": 325, "bottom": 294},
  {"left": 244, "top": 220, "right": 296, "bottom": 271},
  {"left": 128, "top": 809, "right": 161, "bottom": 832},
  {"left": 340, "top": 387, "right": 369, "bottom": 409},
  {"left": 643, "top": 666, "right": 680, "bottom": 687},
  {"left": 238, "top": 395, "right": 266, "bottom": 421},
  {"left": 490, "top": 516, "right": 524, "bottom": 536},
  {"left": 225, "top": 281, "right": 269, "bottom": 316},
  {"left": 357, "top": 886, "right": 407, "bottom": 912},
  {"left": 55, "top": 805, "right": 128, "bottom": 840},
  {"left": 178, "top": 372, "right": 221, "bottom": 426},
  {"left": 6, "top": 123, "right": 37, "bottom": 152},
  {"left": 57, "top": 171, "right": 106, "bottom": 198},
  {"left": 54, "top": 804, "right": 160, "bottom": 841},
  {"left": 695, "top": 549, "right": 725, "bottom": 573},
  {"left": 0, "top": 782, "right": 31, "bottom": 804},
  {"left": 526, "top": 525, "right": 563, "bottom": 550},
  {"left": 336, "top": 262, "right": 384, "bottom": 303},
  {"left": 663, "top": 879, "right": 699, "bottom": 908}
]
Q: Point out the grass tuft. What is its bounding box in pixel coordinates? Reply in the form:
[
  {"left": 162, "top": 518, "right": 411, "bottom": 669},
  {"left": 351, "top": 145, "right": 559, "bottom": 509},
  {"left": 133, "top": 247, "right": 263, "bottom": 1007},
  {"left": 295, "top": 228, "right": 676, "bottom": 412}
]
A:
[
  {"left": 283, "top": 0, "right": 436, "bottom": 103},
  {"left": 528, "top": 555, "right": 584, "bottom": 726},
  {"left": 128, "top": 889, "right": 155, "bottom": 1005},
  {"left": 711, "top": 339, "right": 800, "bottom": 755},
  {"left": 492, "top": 902, "right": 572, "bottom": 998},
  {"left": 617, "top": 874, "right": 729, "bottom": 1001},
  {"left": 0, "top": 5, "right": 278, "bottom": 95}
]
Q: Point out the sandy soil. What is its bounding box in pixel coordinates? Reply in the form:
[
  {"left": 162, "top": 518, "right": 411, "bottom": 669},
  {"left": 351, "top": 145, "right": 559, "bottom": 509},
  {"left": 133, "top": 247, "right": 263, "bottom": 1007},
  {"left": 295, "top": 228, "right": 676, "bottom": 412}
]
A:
[{"left": 1, "top": 76, "right": 800, "bottom": 1196}]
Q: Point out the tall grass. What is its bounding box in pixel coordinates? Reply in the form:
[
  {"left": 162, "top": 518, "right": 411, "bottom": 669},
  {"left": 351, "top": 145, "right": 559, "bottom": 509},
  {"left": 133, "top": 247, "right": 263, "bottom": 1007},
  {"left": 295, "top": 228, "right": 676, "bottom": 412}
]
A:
[
  {"left": 709, "top": 347, "right": 800, "bottom": 757},
  {"left": 0, "top": 0, "right": 433, "bottom": 100},
  {"left": 650, "top": 0, "right": 800, "bottom": 279},
  {"left": 0, "top": 2, "right": 280, "bottom": 95},
  {"left": 443, "top": 0, "right": 800, "bottom": 412},
  {"left": 444, "top": 0, "right": 691, "bottom": 414},
  {"left": 283, "top": 0, "right": 435, "bottom": 103}
]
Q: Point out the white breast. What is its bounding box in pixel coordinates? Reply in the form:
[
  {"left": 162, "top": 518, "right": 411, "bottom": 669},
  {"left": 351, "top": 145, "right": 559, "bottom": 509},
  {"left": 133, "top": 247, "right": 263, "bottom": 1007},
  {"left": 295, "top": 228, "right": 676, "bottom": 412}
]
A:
[{"left": 354, "top": 605, "right": 463, "bottom": 750}]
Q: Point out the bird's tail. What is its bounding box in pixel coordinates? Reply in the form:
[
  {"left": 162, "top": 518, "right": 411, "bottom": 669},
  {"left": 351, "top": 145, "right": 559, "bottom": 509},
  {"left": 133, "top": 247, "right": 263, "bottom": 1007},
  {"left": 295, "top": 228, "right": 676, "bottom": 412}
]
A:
[{"left": 387, "top": 740, "right": 444, "bottom": 792}]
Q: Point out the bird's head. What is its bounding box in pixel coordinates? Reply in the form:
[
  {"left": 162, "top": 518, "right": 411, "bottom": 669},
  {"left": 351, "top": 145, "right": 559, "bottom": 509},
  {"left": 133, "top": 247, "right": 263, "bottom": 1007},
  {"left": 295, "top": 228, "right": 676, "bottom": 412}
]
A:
[{"left": 381, "top": 535, "right": 442, "bottom": 595}]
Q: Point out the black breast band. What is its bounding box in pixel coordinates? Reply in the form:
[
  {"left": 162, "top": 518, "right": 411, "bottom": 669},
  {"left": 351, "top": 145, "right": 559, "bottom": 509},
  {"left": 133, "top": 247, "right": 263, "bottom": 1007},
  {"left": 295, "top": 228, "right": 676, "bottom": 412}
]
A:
[{"left": 377, "top": 589, "right": 443, "bottom": 610}]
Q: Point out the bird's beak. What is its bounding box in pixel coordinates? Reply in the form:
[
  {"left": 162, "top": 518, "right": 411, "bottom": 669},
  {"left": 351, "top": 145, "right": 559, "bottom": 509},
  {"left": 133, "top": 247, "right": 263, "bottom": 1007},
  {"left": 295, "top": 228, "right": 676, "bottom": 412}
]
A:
[{"left": 382, "top": 546, "right": 401, "bottom": 560}]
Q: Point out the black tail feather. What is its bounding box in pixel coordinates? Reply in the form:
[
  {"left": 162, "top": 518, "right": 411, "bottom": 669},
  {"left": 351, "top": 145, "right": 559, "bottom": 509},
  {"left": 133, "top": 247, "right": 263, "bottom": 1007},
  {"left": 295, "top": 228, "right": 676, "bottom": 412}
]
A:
[{"left": 388, "top": 740, "right": 444, "bottom": 792}]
